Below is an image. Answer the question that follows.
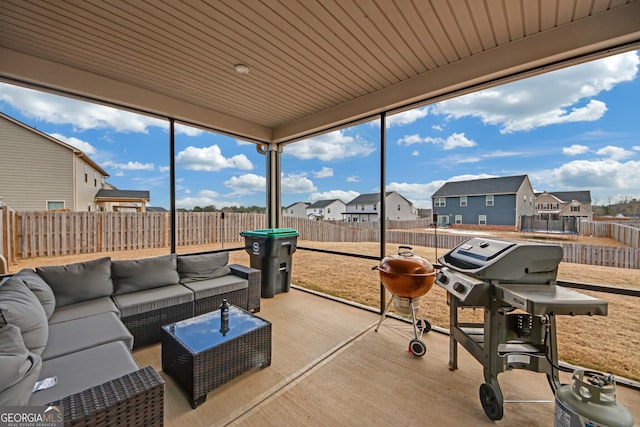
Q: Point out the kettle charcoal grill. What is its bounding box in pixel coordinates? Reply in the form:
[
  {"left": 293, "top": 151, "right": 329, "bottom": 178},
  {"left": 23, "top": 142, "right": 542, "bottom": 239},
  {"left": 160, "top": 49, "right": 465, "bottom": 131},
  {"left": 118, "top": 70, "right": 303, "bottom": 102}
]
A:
[{"left": 435, "top": 237, "right": 608, "bottom": 421}]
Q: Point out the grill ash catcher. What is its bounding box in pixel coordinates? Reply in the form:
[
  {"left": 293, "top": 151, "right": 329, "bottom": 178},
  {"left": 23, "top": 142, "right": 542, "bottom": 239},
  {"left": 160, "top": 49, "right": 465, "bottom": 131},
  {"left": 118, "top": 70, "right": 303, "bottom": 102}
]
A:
[{"left": 435, "top": 237, "right": 608, "bottom": 421}]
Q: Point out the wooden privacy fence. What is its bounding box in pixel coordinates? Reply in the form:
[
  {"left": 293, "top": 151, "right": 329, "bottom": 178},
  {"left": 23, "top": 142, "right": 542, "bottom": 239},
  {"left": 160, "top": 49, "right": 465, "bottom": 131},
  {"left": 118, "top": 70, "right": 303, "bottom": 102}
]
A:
[
  {"left": 580, "top": 221, "right": 640, "bottom": 248},
  {"left": 2, "top": 210, "right": 639, "bottom": 269}
]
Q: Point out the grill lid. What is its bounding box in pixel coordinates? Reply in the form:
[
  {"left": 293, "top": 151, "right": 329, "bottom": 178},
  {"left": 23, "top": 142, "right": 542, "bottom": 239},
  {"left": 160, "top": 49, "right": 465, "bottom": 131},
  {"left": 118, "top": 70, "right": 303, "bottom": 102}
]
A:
[{"left": 439, "top": 237, "right": 563, "bottom": 284}]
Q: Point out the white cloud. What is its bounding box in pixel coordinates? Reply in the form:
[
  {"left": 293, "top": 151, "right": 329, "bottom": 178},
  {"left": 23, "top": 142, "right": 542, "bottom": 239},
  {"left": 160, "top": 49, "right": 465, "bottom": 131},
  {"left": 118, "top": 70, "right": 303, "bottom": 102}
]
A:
[
  {"left": 49, "top": 133, "right": 96, "bottom": 155},
  {"left": 411, "top": 150, "right": 419, "bottom": 156},
  {"left": 0, "top": 83, "right": 165, "bottom": 133},
  {"left": 346, "top": 176, "right": 360, "bottom": 182},
  {"left": 398, "top": 132, "right": 476, "bottom": 150},
  {"left": 313, "top": 167, "right": 333, "bottom": 178},
  {"left": 308, "top": 190, "right": 360, "bottom": 204},
  {"left": 176, "top": 145, "right": 253, "bottom": 171},
  {"left": 595, "top": 145, "right": 634, "bottom": 160},
  {"left": 224, "top": 174, "right": 265, "bottom": 195},
  {"left": 103, "top": 160, "right": 155, "bottom": 171},
  {"left": 563, "top": 144, "right": 590, "bottom": 156},
  {"left": 282, "top": 173, "right": 317, "bottom": 194},
  {"left": 174, "top": 123, "right": 204, "bottom": 137},
  {"left": 158, "top": 166, "right": 170, "bottom": 173},
  {"left": 284, "top": 130, "right": 375, "bottom": 161},
  {"left": 175, "top": 189, "right": 242, "bottom": 209},
  {"left": 431, "top": 51, "right": 639, "bottom": 133},
  {"left": 371, "top": 107, "right": 429, "bottom": 128},
  {"left": 532, "top": 160, "right": 640, "bottom": 196}
]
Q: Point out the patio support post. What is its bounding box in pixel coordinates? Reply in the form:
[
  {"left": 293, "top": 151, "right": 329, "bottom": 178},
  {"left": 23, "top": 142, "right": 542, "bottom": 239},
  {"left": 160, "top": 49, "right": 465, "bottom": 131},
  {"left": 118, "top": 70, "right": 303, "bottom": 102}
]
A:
[
  {"left": 169, "top": 118, "right": 176, "bottom": 253},
  {"left": 379, "top": 112, "right": 387, "bottom": 314},
  {"left": 266, "top": 143, "right": 282, "bottom": 229}
]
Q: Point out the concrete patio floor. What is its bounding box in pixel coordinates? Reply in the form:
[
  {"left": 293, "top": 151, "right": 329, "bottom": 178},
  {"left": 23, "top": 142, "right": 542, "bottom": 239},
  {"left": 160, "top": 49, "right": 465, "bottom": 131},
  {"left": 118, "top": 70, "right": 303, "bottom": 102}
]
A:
[{"left": 134, "top": 288, "right": 640, "bottom": 426}]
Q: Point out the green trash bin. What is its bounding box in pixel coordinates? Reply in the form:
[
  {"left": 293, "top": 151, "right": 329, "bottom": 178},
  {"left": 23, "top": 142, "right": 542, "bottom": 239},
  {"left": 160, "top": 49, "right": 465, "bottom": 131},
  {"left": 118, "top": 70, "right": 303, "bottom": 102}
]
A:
[{"left": 240, "top": 228, "right": 299, "bottom": 298}]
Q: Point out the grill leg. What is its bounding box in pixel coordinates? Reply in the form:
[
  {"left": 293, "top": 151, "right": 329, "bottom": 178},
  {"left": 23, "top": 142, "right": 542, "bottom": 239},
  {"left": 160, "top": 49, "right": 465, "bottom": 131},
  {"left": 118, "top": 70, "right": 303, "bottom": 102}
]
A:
[
  {"left": 410, "top": 299, "right": 420, "bottom": 340},
  {"left": 375, "top": 294, "right": 395, "bottom": 332}
]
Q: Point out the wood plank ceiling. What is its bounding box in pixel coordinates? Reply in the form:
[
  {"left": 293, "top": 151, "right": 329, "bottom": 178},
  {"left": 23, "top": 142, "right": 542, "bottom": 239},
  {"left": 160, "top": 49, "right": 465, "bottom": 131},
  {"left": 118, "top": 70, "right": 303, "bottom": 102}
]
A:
[{"left": 1, "top": 0, "right": 640, "bottom": 144}]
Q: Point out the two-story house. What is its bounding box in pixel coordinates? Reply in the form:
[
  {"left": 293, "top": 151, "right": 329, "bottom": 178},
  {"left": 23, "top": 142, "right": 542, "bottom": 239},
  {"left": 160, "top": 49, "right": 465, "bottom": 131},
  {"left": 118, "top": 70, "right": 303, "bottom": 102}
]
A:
[
  {"left": 431, "top": 175, "right": 535, "bottom": 228},
  {"left": 343, "top": 191, "right": 418, "bottom": 222},
  {"left": 0, "top": 112, "right": 149, "bottom": 212},
  {"left": 535, "top": 191, "right": 593, "bottom": 221},
  {"left": 282, "top": 201, "right": 309, "bottom": 218},
  {"left": 306, "top": 199, "right": 345, "bottom": 221}
]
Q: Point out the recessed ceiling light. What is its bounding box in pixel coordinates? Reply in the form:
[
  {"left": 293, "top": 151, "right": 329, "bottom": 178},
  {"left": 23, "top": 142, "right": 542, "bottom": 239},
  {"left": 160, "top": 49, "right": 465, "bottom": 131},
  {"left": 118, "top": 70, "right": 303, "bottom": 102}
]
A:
[{"left": 234, "top": 64, "right": 250, "bottom": 75}]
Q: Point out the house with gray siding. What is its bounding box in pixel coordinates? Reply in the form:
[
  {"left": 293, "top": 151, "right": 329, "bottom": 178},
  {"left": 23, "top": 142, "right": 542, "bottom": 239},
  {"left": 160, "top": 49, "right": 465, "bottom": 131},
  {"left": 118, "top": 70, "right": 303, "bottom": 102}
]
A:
[
  {"left": 282, "top": 201, "right": 309, "bottom": 218},
  {"left": 431, "top": 175, "right": 535, "bottom": 228},
  {"left": 0, "top": 112, "right": 148, "bottom": 212},
  {"left": 344, "top": 191, "right": 418, "bottom": 222}
]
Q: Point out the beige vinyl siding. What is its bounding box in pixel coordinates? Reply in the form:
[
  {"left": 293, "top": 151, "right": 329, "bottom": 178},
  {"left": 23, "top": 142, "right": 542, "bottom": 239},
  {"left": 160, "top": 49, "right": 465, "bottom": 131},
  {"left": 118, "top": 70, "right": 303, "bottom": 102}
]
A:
[
  {"left": 0, "top": 116, "right": 75, "bottom": 211},
  {"left": 75, "top": 160, "right": 103, "bottom": 211}
]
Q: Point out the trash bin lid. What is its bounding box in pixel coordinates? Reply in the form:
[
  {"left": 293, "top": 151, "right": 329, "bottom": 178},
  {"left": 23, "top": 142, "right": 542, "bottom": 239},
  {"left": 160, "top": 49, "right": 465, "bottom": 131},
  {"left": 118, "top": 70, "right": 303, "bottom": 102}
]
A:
[{"left": 241, "top": 228, "right": 299, "bottom": 237}]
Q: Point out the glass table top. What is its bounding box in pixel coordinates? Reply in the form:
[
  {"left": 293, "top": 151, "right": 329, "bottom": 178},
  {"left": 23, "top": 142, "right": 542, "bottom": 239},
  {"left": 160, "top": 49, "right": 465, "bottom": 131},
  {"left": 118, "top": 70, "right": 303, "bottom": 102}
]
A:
[{"left": 162, "top": 305, "right": 269, "bottom": 353}]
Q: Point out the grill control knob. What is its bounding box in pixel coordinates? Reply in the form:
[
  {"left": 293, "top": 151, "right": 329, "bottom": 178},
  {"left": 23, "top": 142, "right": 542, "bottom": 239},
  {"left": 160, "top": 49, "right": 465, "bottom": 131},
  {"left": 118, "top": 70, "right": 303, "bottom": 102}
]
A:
[
  {"left": 453, "top": 282, "right": 467, "bottom": 294},
  {"left": 437, "top": 272, "right": 448, "bottom": 284}
]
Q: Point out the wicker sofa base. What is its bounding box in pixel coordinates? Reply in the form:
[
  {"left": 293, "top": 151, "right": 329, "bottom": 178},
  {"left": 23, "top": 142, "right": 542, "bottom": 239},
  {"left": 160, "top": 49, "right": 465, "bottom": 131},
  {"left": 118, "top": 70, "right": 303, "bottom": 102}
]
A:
[
  {"left": 48, "top": 366, "right": 164, "bottom": 427},
  {"left": 122, "top": 301, "right": 193, "bottom": 349},
  {"left": 194, "top": 288, "right": 248, "bottom": 316}
]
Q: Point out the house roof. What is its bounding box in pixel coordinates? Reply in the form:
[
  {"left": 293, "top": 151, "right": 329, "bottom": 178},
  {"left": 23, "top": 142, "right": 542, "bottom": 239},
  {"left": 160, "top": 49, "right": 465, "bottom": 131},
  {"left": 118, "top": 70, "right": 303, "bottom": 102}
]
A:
[
  {"left": 432, "top": 175, "right": 529, "bottom": 198},
  {"left": 535, "top": 191, "right": 592, "bottom": 203},
  {"left": 284, "top": 201, "right": 309, "bottom": 209},
  {"left": 95, "top": 189, "right": 150, "bottom": 201},
  {"left": 0, "top": 112, "right": 109, "bottom": 176},
  {"left": 1, "top": 1, "right": 638, "bottom": 144},
  {"left": 307, "top": 199, "right": 342, "bottom": 209},
  {"left": 346, "top": 191, "right": 413, "bottom": 206}
]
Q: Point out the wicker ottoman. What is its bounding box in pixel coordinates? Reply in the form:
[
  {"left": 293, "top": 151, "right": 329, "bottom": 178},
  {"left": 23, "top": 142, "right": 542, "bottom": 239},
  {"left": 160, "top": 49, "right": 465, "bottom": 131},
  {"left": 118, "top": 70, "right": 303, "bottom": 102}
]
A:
[{"left": 161, "top": 305, "right": 272, "bottom": 408}]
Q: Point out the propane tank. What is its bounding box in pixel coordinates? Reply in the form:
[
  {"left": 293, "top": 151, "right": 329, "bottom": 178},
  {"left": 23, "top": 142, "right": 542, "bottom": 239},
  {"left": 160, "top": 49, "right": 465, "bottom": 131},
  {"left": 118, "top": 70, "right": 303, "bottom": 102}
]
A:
[{"left": 554, "top": 370, "right": 634, "bottom": 427}]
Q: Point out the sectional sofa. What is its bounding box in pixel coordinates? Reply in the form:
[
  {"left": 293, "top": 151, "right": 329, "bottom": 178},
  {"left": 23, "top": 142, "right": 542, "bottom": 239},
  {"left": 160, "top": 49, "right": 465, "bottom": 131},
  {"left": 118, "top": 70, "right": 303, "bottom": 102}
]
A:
[{"left": 0, "top": 251, "right": 261, "bottom": 426}]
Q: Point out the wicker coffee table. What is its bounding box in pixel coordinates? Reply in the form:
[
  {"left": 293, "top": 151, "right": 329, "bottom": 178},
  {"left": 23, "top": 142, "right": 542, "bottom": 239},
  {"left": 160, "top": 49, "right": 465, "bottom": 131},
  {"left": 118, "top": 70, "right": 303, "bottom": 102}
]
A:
[{"left": 161, "top": 305, "right": 272, "bottom": 408}]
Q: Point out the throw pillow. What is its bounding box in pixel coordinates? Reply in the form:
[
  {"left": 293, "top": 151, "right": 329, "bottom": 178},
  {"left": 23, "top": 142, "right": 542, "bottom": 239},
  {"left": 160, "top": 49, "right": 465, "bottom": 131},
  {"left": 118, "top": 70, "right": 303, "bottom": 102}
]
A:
[
  {"left": 0, "top": 324, "right": 42, "bottom": 406},
  {"left": 36, "top": 257, "right": 113, "bottom": 307},
  {"left": 0, "top": 278, "right": 49, "bottom": 355},
  {"left": 112, "top": 254, "right": 180, "bottom": 295},
  {"left": 14, "top": 269, "right": 56, "bottom": 319},
  {"left": 178, "top": 252, "right": 231, "bottom": 283}
]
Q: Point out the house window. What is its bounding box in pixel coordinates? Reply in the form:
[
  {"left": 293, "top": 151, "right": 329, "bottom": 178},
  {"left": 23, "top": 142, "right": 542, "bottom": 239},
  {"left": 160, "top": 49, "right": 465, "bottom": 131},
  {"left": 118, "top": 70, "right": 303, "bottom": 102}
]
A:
[
  {"left": 478, "top": 215, "right": 487, "bottom": 225},
  {"left": 397, "top": 204, "right": 401, "bottom": 211},
  {"left": 571, "top": 205, "right": 580, "bottom": 212},
  {"left": 551, "top": 203, "right": 558, "bottom": 209},
  {"left": 460, "top": 196, "right": 467, "bottom": 207},
  {"left": 327, "top": 208, "right": 331, "bottom": 213},
  {"left": 84, "top": 165, "right": 88, "bottom": 182},
  {"left": 434, "top": 197, "right": 446, "bottom": 207},
  {"left": 455, "top": 215, "right": 462, "bottom": 224},
  {"left": 542, "top": 203, "right": 549, "bottom": 209},
  {"left": 374, "top": 204, "right": 377, "bottom": 211},
  {"left": 47, "top": 201, "right": 65, "bottom": 210},
  {"left": 486, "top": 195, "right": 494, "bottom": 206},
  {"left": 94, "top": 171, "right": 98, "bottom": 186}
]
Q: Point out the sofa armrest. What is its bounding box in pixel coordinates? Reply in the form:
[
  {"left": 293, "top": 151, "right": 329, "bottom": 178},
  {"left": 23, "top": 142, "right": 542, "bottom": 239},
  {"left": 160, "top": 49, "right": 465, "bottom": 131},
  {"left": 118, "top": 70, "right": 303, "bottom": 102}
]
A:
[
  {"left": 229, "top": 264, "right": 261, "bottom": 312},
  {"left": 47, "top": 366, "right": 164, "bottom": 427}
]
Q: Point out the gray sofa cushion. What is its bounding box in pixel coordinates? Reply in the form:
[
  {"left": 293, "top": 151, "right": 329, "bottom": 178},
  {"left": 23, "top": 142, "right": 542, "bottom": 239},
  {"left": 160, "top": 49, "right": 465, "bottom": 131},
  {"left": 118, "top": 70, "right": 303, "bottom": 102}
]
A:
[
  {"left": 112, "top": 284, "right": 193, "bottom": 318},
  {"left": 182, "top": 274, "right": 248, "bottom": 300},
  {"left": 0, "top": 277, "right": 48, "bottom": 355},
  {"left": 42, "top": 312, "right": 134, "bottom": 361},
  {"left": 36, "top": 257, "right": 113, "bottom": 307},
  {"left": 112, "top": 254, "right": 180, "bottom": 295},
  {"left": 48, "top": 297, "right": 119, "bottom": 324},
  {"left": 0, "top": 324, "right": 42, "bottom": 406},
  {"left": 178, "top": 252, "right": 231, "bottom": 283},
  {"left": 30, "top": 341, "right": 140, "bottom": 406},
  {"left": 13, "top": 269, "right": 56, "bottom": 319}
]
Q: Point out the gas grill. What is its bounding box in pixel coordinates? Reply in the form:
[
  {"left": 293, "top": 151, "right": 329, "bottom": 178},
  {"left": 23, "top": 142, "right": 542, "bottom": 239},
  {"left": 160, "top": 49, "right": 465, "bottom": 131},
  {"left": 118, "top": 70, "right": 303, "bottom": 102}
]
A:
[{"left": 435, "top": 237, "right": 607, "bottom": 421}]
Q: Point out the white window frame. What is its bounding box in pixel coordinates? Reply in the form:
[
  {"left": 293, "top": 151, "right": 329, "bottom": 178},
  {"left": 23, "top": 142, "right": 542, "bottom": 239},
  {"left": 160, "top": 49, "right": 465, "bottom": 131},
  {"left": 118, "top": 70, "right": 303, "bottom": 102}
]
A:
[
  {"left": 455, "top": 214, "right": 462, "bottom": 224},
  {"left": 434, "top": 197, "right": 446, "bottom": 207},
  {"left": 460, "top": 196, "right": 467, "bottom": 207},
  {"left": 486, "top": 195, "right": 494, "bottom": 206},
  {"left": 47, "top": 200, "right": 65, "bottom": 210},
  {"left": 478, "top": 215, "right": 487, "bottom": 225}
]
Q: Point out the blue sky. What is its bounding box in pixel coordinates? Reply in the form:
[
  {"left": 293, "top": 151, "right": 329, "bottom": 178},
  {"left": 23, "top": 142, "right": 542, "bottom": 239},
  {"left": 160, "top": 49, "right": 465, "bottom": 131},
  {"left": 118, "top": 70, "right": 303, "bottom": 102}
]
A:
[{"left": 1, "top": 50, "right": 639, "bottom": 210}]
